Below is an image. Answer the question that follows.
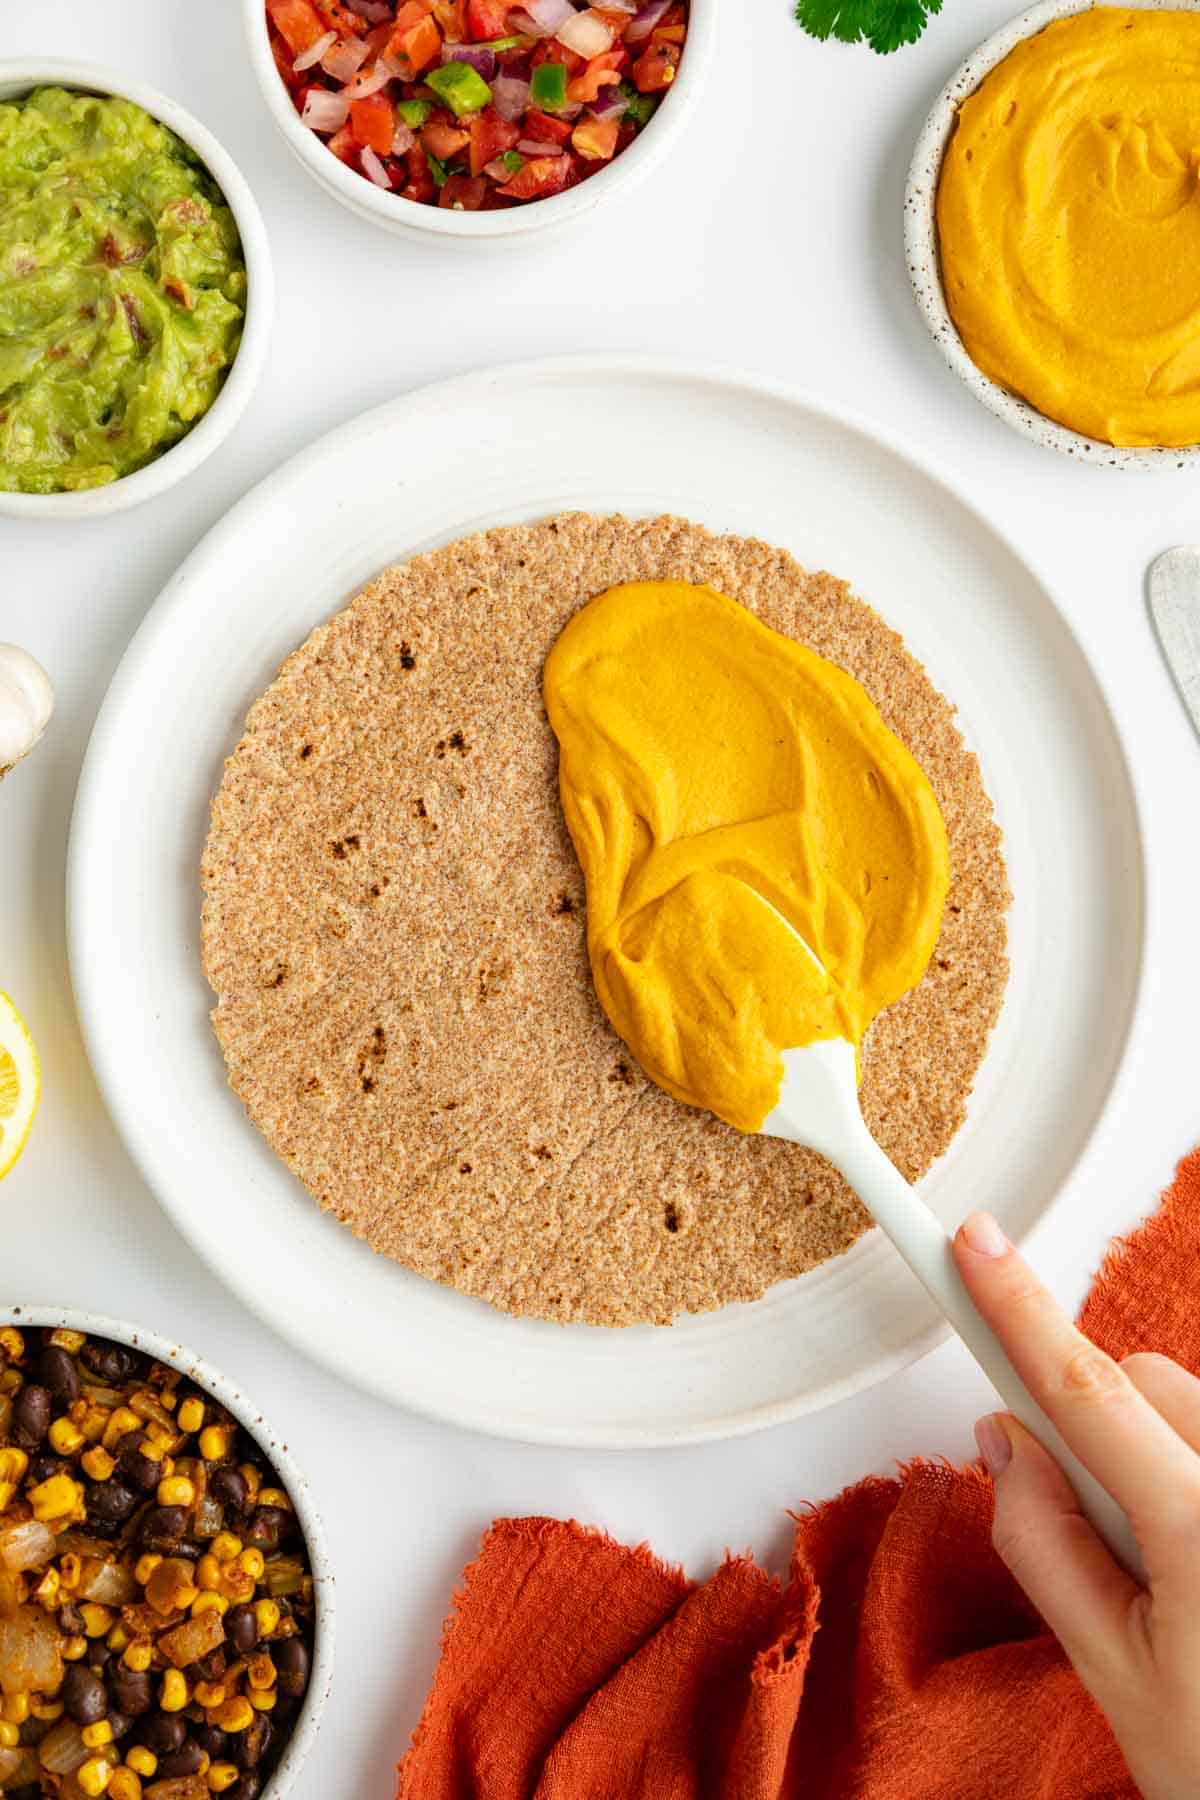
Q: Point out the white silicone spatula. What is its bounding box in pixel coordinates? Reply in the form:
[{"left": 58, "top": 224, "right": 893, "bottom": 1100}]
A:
[{"left": 755, "top": 908, "right": 1145, "bottom": 1582}]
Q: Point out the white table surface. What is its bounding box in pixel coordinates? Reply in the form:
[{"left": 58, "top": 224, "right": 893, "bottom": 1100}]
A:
[{"left": 3, "top": 1, "right": 1199, "bottom": 1792}]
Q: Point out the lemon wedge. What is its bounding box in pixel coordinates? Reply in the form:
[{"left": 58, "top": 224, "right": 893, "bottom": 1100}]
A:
[{"left": 0, "top": 993, "right": 39, "bottom": 1179}]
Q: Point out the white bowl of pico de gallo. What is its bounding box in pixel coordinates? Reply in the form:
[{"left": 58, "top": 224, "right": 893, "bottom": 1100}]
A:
[{"left": 245, "top": 0, "right": 710, "bottom": 242}]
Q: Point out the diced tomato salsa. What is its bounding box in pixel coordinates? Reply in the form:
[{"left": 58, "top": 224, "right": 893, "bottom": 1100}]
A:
[{"left": 265, "top": 0, "right": 688, "bottom": 210}]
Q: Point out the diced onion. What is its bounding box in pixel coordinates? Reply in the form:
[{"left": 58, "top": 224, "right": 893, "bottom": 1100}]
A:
[
  {"left": 79, "top": 1559, "right": 137, "bottom": 1606},
  {"left": 392, "top": 122, "right": 417, "bottom": 154},
  {"left": 507, "top": 6, "right": 549, "bottom": 30},
  {"left": 490, "top": 74, "right": 531, "bottom": 120},
  {"left": 293, "top": 28, "right": 337, "bottom": 70},
  {"left": 322, "top": 35, "right": 371, "bottom": 80},
  {"left": 0, "top": 1746, "right": 38, "bottom": 1788},
  {"left": 556, "top": 8, "right": 613, "bottom": 55},
  {"left": 301, "top": 88, "right": 350, "bottom": 131},
  {"left": 625, "top": 0, "right": 671, "bottom": 41},
  {"left": 0, "top": 1605, "right": 62, "bottom": 1703},
  {"left": 36, "top": 1718, "right": 89, "bottom": 1777},
  {"left": 360, "top": 146, "right": 394, "bottom": 187},
  {"left": 524, "top": 0, "right": 577, "bottom": 27},
  {"left": 0, "top": 1519, "right": 55, "bottom": 1575},
  {"left": 341, "top": 59, "right": 393, "bottom": 98},
  {"left": 517, "top": 138, "right": 566, "bottom": 155}
]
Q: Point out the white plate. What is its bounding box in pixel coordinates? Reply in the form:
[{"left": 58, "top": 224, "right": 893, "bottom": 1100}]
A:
[{"left": 68, "top": 357, "right": 1145, "bottom": 1446}]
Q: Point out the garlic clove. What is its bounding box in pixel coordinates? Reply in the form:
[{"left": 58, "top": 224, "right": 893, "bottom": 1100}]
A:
[{"left": 0, "top": 645, "right": 55, "bottom": 778}]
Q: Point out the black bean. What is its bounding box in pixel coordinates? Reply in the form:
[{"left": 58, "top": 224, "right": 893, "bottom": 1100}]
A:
[
  {"left": 231, "top": 1778, "right": 263, "bottom": 1800},
  {"left": 79, "top": 1340, "right": 140, "bottom": 1383},
  {"left": 58, "top": 1601, "right": 85, "bottom": 1637},
  {"left": 209, "top": 1467, "right": 248, "bottom": 1513},
  {"left": 87, "top": 1479, "right": 139, "bottom": 1524},
  {"left": 225, "top": 1604, "right": 259, "bottom": 1655},
  {"left": 107, "top": 1711, "right": 132, "bottom": 1743},
  {"left": 26, "top": 1449, "right": 68, "bottom": 1484},
  {"left": 12, "top": 1384, "right": 51, "bottom": 1448},
  {"left": 141, "top": 1712, "right": 187, "bottom": 1756},
  {"left": 62, "top": 1665, "right": 107, "bottom": 1726},
  {"left": 189, "top": 1647, "right": 226, "bottom": 1683},
  {"left": 274, "top": 1637, "right": 310, "bottom": 1698},
  {"left": 108, "top": 1668, "right": 153, "bottom": 1717},
  {"left": 138, "top": 1505, "right": 188, "bottom": 1547},
  {"left": 234, "top": 1713, "right": 272, "bottom": 1770},
  {"left": 116, "top": 1439, "right": 160, "bottom": 1493},
  {"left": 38, "top": 1344, "right": 80, "bottom": 1404},
  {"left": 192, "top": 1724, "right": 228, "bottom": 1761},
  {"left": 243, "top": 1505, "right": 289, "bottom": 1552},
  {"left": 158, "top": 1738, "right": 205, "bottom": 1779}
]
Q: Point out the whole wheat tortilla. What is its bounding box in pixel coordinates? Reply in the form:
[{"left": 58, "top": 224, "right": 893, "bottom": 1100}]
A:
[{"left": 201, "top": 514, "right": 1009, "bottom": 1327}]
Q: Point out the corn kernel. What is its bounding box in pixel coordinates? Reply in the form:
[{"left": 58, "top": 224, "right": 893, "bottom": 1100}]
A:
[
  {"left": 140, "top": 1439, "right": 166, "bottom": 1465},
  {"left": 198, "top": 1425, "right": 235, "bottom": 1462},
  {"left": 108, "top": 1769, "right": 143, "bottom": 1800},
  {"left": 33, "top": 1566, "right": 60, "bottom": 1608},
  {"left": 176, "top": 1397, "right": 204, "bottom": 1434},
  {"left": 194, "top": 1681, "right": 226, "bottom": 1709},
  {"left": 237, "top": 1548, "right": 265, "bottom": 1583},
  {"left": 82, "top": 1719, "right": 115, "bottom": 1748},
  {"left": 208, "top": 1763, "right": 240, "bottom": 1793},
  {"left": 248, "top": 1686, "right": 277, "bottom": 1712},
  {"left": 195, "top": 1554, "right": 221, "bottom": 1591},
  {"left": 122, "top": 1638, "right": 153, "bottom": 1672},
  {"left": 62, "top": 1634, "right": 89, "bottom": 1661},
  {"left": 81, "top": 1405, "right": 111, "bottom": 1444},
  {"left": 257, "top": 1487, "right": 291, "bottom": 1511},
  {"left": 160, "top": 1670, "right": 189, "bottom": 1712},
  {"left": 247, "top": 1653, "right": 275, "bottom": 1691},
  {"left": 197, "top": 1752, "right": 211, "bottom": 1776},
  {"left": 60, "top": 1552, "right": 83, "bottom": 1591},
  {"left": 82, "top": 1445, "right": 116, "bottom": 1482},
  {"left": 107, "top": 1623, "right": 130, "bottom": 1653},
  {"left": 0, "top": 1721, "right": 19, "bottom": 1748},
  {"left": 81, "top": 1603, "right": 115, "bottom": 1638},
  {"left": 192, "top": 1592, "right": 228, "bottom": 1619},
  {"left": 0, "top": 1482, "right": 15, "bottom": 1512},
  {"left": 0, "top": 1447, "right": 28, "bottom": 1484},
  {"left": 214, "top": 1696, "right": 253, "bottom": 1733},
  {"left": 253, "top": 1598, "right": 280, "bottom": 1638},
  {"left": 156, "top": 1476, "right": 195, "bottom": 1508},
  {"left": 2, "top": 1694, "right": 29, "bottom": 1726},
  {"left": 29, "top": 1472, "right": 83, "bottom": 1522},
  {"left": 126, "top": 1746, "right": 158, "bottom": 1778},
  {"left": 102, "top": 1406, "right": 141, "bottom": 1451},
  {"left": 211, "top": 1533, "right": 242, "bottom": 1564},
  {"left": 239, "top": 1465, "right": 261, "bottom": 1505},
  {"left": 30, "top": 1696, "right": 64, "bottom": 1721},
  {"left": 0, "top": 1327, "right": 25, "bottom": 1359},
  {"left": 0, "top": 1367, "right": 22, "bottom": 1394},
  {"left": 145, "top": 1422, "right": 174, "bottom": 1450},
  {"left": 134, "top": 1554, "right": 162, "bottom": 1586},
  {"left": 77, "top": 1755, "right": 114, "bottom": 1797},
  {"left": 221, "top": 1569, "right": 255, "bottom": 1605},
  {"left": 50, "top": 1327, "right": 86, "bottom": 1352},
  {"left": 49, "top": 1416, "right": 85, "bottom": 1455}
]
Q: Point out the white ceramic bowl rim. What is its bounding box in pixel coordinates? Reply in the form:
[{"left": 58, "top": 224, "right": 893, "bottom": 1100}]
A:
[
  {"left": 904, "top": 0, "right": 1200, "bottom": 469},
  {"left": 0, "top": 1304, "right": 333, "bottom": 1800},
  {"left": 0, "top": 59, "right": 275, "bottom": 519},
  {"left": 243, "top": 0, "right": 715, "bottom": 239}
]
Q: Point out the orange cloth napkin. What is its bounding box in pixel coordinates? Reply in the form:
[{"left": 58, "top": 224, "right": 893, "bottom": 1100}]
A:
[{"left": 398, "top": 1150, "right": 1200, "bottom": 1799}]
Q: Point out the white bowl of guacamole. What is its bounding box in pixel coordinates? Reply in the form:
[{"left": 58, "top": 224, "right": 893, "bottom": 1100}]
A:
[{"left": 0, "top": 61, "right": 273, "bottom": 515}]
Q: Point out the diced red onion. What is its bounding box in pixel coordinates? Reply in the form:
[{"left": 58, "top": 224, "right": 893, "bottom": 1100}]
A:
[
  {"left": 293, "top": 28, "right": 337, "bottom": 70},
  {"left": 524, "top": 0, "right": 577, "bottom": 28},
  {"left": 360, "top": 146, "right": 394, "bottom": 187},
  {"left": 484, "top": 155, "right": 516, "bottom": 180},
  {"left": 442, "top": 43, "right": 496, "bottom": 79},
  {"left": 341, "top": 59, "right": 393, "bottom": 98},
  {"left": 588, "top": 85, "right": 626, "bottom": 117},
  {"left": 392, "top": 121, "right": 417, "bottom": 153},
  {"left": 556, "top": 8, "right": 613, "bottom": 55},
  {"left": 625, "top": 0, "right": 670, "bottom": 41},
  {"left": 345, "top": 0, "right": 393, "bottom": 17},
  {"left": 600, "top": 0, "right": 637, "bottom": 9},
  {"left": 301, "top": 87, "right": 350, "bottom": 131},
  {"left": 490, "top": 74, "right": 531, "bottom": 120},
  {"left": 517, "top": 138, "right": 566, "bottom": 155},
  {"left": 322, "top": 35, "right": 370, "bottom": 80}
]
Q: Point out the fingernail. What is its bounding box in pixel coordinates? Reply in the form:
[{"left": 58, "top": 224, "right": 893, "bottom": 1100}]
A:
[
  {"left": 975, "top": 1413, "right": 1013, "bottom": 1476},
  {"left": 960, "top": 1211, "right": 1010, "bottom": 1258}
]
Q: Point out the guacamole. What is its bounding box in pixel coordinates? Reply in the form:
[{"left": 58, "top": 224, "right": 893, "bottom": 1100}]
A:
[{"left": 0, "top": 87, "right": 246, "bottom": 494}]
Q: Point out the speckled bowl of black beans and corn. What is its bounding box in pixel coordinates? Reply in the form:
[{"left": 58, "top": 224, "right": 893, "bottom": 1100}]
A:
[{"left": 0, "top": 1310, "right": 333, "bottom": 1800}]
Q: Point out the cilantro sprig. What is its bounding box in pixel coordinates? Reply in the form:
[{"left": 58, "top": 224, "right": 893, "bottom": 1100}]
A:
[{"left": 795, "top": 0, "right": 943, "bottom": 54}]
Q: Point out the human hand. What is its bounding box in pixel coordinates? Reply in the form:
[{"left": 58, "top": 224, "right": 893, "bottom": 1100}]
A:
[{"left": 954, "top": 1210, "right": 1200, "bottom": 1800}]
